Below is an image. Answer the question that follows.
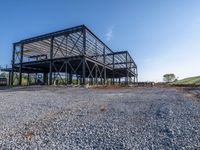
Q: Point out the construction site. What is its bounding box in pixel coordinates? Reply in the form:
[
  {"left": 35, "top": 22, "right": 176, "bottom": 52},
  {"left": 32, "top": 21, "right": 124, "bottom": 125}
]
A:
[{"left": 3, "top": 25, "right": 138, "bottom": 86}]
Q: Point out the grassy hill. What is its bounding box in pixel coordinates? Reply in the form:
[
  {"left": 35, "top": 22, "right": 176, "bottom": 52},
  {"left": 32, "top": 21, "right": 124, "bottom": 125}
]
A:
[{"left": 174, "top": 76, "right": 200, "bottom": 85}]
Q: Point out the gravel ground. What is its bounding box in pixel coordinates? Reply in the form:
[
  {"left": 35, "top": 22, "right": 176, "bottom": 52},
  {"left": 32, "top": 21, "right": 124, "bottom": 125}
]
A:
[{"left": 0, "top": 86, "right": 200, "bottom": 149}]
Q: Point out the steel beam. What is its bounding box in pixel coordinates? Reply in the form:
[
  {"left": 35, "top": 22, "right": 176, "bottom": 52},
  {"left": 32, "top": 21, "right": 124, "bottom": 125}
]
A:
[{"left": 14, "top": 25, "right": 84, "bottom": 45}]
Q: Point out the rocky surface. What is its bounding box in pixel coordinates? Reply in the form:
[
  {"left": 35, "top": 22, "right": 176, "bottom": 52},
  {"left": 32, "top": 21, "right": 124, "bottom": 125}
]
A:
[{"left": 0, "top": 86, "right": 200, "bottom": 149}]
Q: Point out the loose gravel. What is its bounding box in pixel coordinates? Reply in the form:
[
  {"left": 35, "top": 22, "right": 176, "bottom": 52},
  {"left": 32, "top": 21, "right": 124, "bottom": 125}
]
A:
[{"left": 0, "top": 86, "right": 200, "bottom": 149}]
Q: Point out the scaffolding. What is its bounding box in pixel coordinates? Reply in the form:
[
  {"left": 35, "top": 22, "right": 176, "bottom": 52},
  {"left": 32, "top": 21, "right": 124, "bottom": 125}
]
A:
[{"left": 4, "top": 25, "right": 138, "bottom": 86}]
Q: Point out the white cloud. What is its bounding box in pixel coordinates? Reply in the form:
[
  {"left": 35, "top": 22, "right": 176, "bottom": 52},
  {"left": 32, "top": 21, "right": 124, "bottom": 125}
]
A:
[{"left": 105, "top": 25, "right": 115, "bottom": 41}]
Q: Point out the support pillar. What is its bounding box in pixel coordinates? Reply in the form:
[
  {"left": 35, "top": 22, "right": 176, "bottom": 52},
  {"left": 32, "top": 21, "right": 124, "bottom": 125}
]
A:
[
  {"left": 35, "top": 73, "right": 37, "bottom": 84},
  {"left": 95, "top": 65, "right": 97, "bottom": 84},
  {"left": 136, "top": 68, "right": 138, "bottom": 83},
  {"left": 27, "top": 73, "right": 30, "bottom": 86},
  {"left": 19, "top": 44, "right": 24, "bottom": 86},
  {"left": 103, "top": 47, "right": 106, "bottom": 85},
  {"left": 82, "top": 27, "right": 86, "bottom": 85},
  {"left": 82, "top": 58, "right": 86, "bottom": 85},
  {"left": 65, "top": 61, "right": 68, "bottom": 85},
  {"left": 49, "top": 37, "right": 54, "bottom": 85},
  {"left": 69, "top": 72, "right": 72, "bottom": 84},
  {"left": 8, "top": 71, "right": 11, "bottom": 86},
  {"left": 43, "top": 73, "right": 48, "bottom": 85},
  {"left": 11, "top": 44, "right": 16, "bottom": 86},
  {"left": 76, "top": 75, "right": 79, "bottom": 84},
  {"left": 112, "top": 53, "right": 115, "bottom": 84},
  {"left": 80, "top": 77, "right": 82, "bottom": 85},
  {"left": 125, "top": 52, "right": 128, "bottom": 84}
]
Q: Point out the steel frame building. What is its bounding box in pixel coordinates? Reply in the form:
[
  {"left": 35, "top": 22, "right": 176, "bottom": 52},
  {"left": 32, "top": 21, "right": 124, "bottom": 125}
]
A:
[{"left": 6, "top": 25, "right": 137, "bottom": 86}]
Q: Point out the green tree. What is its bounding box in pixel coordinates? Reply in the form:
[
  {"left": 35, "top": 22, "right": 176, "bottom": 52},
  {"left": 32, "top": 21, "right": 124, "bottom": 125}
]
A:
[{"left": 163, "top": 73, "right": 176, "bottom": 83}]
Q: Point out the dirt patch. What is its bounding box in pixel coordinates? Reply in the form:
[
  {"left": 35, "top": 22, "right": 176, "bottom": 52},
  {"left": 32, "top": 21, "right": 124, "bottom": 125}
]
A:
[
  {"left": 23, "top": 131, "right": 34, "bottom": 137},
  {"left": 88, "top": 84, "right": 130, "bottom": 89},
  {"left": 175, "top": 86, "right": 200, "bottom": 100},
  {"left": 100, "top": 107, "right": 107, "bottom": 112}
]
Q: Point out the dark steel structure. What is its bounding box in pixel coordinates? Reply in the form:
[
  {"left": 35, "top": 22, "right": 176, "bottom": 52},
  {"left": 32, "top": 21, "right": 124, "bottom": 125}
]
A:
[
  {"left": 6, "top": 25, "right": 138, "bottom": 86},
  {"left": 0, "top": 77, "right": 7, "bottom": 86}
]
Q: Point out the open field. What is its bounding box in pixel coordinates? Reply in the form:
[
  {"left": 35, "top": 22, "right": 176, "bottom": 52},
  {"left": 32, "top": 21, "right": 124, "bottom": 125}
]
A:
[
  {"left": 0, "top": 86, "right": 200, "bottom": 149},
  {"left": 175, "top": 76, "right": 200, "bottom": 85}
]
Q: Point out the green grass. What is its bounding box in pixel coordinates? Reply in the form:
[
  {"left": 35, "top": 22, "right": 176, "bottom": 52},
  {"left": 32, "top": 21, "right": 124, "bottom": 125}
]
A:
[{"left": 174, "top": 76, "right": 200, "bottom": 85}]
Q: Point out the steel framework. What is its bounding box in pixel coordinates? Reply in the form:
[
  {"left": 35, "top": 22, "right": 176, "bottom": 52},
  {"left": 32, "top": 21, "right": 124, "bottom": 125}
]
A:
[{"left": 6, "top": 25, "right": 138, "bottom": 86}]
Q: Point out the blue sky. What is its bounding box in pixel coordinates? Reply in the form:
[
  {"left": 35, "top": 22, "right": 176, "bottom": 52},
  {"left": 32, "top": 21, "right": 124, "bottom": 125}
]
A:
[{"left": 0, "top": 0, "right": 200, "bottom": 81}]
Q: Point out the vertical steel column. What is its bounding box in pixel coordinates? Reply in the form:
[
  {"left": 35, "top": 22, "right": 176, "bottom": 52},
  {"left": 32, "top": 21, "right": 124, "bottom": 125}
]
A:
[
  {"left": 82, "top": 28, "right": 86, "bottom": 85},
  {"left": 65, "top": 61, "right": 68, "bottom": 85},
  {"left": 112, "top": 53, "right": 115, "bottom": 84},
  {"left": 95, "top": 40, "right": 98, "bottom": 84},
  {"left": 133, "top": 68, "right": 136, "bottom": 83},
  {"left": 43, "top": 73, "right": 45, "bottom": 85},
  {"left": 49, "top": 37, "right": 54, "bottom": 85},
  {"left": 27, "top": 73, "right": 30, "bottom": 86},
  {"left": 43, "top": 72, "right": 48, "bottom": 85},
  {"left": 95, "top": 64, "right": 97, "bottom": 84},
  {"left": 103, "top": 47, "right": 106, "bottom": 84},
  {"left": 53, "top": 72, "right": 56, "bottom": 84},
  {"left": 136, "top": 67, "right": 138, "bottom": 82},
  {"left": 119, "top": 76, "right": 121, "bottom": 84},
  {"left": 89, "top": 78, "right": 92, "bottom": 85},
  {"left": 19, "top": 43, "right": 24, "bottom": 86},
  {"left": 65, "top": 35, "right": 68, "bottom": 85},
  {"left": 128, "top": 62, "right": 130, "bottom": 84},
  {"left": 100, "top": 72, "right": 103, "bottom": 84},
  {"left": 125, "top": 52, "right": 128, "bottom": 84},
  {"left": 76, "top": 75, "right": 78, "bottom": 84},
  {"left": 11, "top": 44, "right": 16, "bottom": 86},
  {"left": 130, "top": 76, "right": 132, "bottom": 84},
  {"left": 82, "top": 58, "right": 86, "bottom": 85},
  {"left": 69, "top": 72, "right": 72, "bottom": 84},
  {"left": 79, "top": 76, "right": 81, "bottom": 85},
  {"left": 35, "top": 73, "right": 37, "bottom": 84},
  {"left": 8, "top": 71, "right": 11, "bottom": 86}
]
